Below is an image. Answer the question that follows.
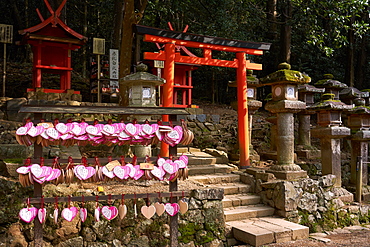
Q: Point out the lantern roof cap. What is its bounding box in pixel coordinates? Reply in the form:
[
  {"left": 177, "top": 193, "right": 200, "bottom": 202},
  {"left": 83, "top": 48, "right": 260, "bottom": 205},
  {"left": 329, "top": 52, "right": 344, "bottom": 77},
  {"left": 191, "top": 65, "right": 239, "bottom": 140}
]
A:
[{"left": 260, "top": 63, "right": 311, "bottom": 85}]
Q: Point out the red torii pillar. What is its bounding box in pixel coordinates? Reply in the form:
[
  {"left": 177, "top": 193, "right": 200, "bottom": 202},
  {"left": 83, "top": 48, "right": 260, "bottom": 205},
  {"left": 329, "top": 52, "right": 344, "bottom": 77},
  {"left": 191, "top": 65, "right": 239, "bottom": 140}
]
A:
[
  {"left": 161, "top": 42, "right": 176, "bottom": 157},
  {"left": 236, "top": 52, "right": 250, "bottom": 168}
]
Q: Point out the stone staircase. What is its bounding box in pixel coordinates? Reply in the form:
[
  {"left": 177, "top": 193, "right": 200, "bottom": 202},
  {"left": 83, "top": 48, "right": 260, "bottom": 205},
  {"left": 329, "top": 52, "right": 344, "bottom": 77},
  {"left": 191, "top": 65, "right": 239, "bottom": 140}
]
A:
[{"left": 186, "top": 149, "right": 309, "bottom": 247}]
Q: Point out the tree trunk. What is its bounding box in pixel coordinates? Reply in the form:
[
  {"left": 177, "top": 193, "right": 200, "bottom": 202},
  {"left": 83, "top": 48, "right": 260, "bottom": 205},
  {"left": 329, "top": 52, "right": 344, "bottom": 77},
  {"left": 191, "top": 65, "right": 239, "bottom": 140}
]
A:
[
  {"left": 112, "top": 0, "right": 124, "bottom": 49},
  {"left": 119, "top": 0, "right": 147, "bottom": 106},
  {"left": 266, "top": 0, "right": 278, "bottom": 40},
  {"left": 279, "top": 0, "right": 292, "bottom": 63},
  {"left": 356, "top": 10, "right": 368, "bottom": 89},
  {"left": 345, "top": 17, "right": 355, "bottom": 87}
]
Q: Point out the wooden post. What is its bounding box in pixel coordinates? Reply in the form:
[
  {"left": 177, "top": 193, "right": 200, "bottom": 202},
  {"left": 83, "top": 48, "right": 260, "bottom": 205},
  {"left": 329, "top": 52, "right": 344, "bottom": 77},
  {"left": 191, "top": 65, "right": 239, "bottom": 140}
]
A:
[
  {"left": 169, "top": 143, "right": 178, "bottom": 247},
  {"left": 33, "top": 113, "right": 43, "bottom": 247},
  {"left": 236, "top": 52, "right": 250, "bottom": 168},
  {"left": 161, "top": 42, "right": 175, "bottom": 157}
]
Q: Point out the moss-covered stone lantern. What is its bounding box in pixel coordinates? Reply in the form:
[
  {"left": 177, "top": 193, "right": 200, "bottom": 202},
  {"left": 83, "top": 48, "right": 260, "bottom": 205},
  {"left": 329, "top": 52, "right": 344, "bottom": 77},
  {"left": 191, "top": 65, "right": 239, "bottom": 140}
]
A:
[
  {"left": 261, "top": 62, "right": 310, "bottom": 180},
  {"left": 120, "top": 63, "right": 165, "bottom": 107},
  {"left": 347, "top": 98, "right": 370, "bottom": 195},
  {"left": 309, "top": 93, "right": 353, "bottom": 188},
  {"left": 314, "top": 74, "right": 347, "bottom": 100}
]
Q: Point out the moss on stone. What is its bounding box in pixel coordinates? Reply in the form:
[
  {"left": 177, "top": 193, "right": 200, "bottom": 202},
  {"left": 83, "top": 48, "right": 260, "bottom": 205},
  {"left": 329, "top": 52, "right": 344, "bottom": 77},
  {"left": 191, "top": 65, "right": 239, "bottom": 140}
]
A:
[{"left": 179, "top": 222, "right": 202, "bottom": 244}]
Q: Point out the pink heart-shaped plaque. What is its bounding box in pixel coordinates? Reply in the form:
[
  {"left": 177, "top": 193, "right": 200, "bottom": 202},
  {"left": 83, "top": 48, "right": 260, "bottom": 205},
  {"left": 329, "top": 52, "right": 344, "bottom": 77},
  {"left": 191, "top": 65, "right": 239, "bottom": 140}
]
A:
[
  {"left": 163, "top": 161, "right": 179, "bottom": 175},
  {"left": 62, "top": 207, "right": 78, "bottom": 222},
  {"left": 16, "top": 126, "right": 28, "bottom": 136},
  {"left": 174, "top": 159, "right": 187, "bottom": 169},
  {"left": 32, "top": 175, "right": 47, "bottom": 184},
  {"left": 125, "top": 164, "right": 136, "bottom": 178},
  {"left": 19, "top": 207, "right": 38, "bottom": 223},
  {"left": 74, "top": 165, "right": 96, "bottom": 180},
  {"left": 102, "top": 124, "right": 115, "bottom": 135},
  {"left": 165, "top": 203, "right": 180, "bottom": 216},
  {"left": 86, "top": 125, "right": 99, "bottom": 136},
  {"left": 45, "top": 169, "right": 61, "bottom": 182},
  {"left": 102, "top": 166, "right": 115, "bottom": 179},
  {"left": 55, "top": 123, "right": 69, "bottom": 135},
  {"left": 80, "top": 208, "right": 87, "bottom": 222},
  {"left": 151, "top": 166, "right": 165, "bottom": 180},
  {"left": 157, "top": 158, "right": 166, "bottom": 167},
  {"left": 27, "top": 126, "right": 38, "bottom": 137},
  {"left": 125, "top": 123, "right": 141, "bottom": 137},
  {"left": 132, "top": 165, "right": 144, "bottom": 180},
  {"left": 38, "top": 208, "right": 47, "bottom": 224},
  {"left": 113, "top": 166, "right": 130, "bottom": 180},
  {"left": 16, "top": 166, "right": 30, "bottom": 174},
  {"left": 179, "top": 155, "right": 188, "bottom": 164},
  {"left": 30, "top": 164, "right": 43, "bottom": 178},
  {"left": 46, "top": 128, "right": 60, "bottom": 140},
  {"left": 101, "top": 206, "right": 118, "bottom": 220}
]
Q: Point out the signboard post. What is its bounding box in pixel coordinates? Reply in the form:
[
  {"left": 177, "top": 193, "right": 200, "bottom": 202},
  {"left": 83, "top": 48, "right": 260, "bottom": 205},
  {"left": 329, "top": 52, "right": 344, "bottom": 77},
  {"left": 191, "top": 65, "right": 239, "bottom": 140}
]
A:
[
  {"left": 0, "top": 24, "right": 13, "bottom": 98},
  {"left": 93, "top": 38, "right": 105, "bottom": 102}
]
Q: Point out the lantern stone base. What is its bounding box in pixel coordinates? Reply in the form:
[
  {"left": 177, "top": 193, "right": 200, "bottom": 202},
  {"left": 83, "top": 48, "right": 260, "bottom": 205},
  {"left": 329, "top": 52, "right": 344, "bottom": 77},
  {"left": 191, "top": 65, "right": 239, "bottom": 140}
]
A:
[
  {"left": 269, "top": 169, "right": 308, "bottom": 180},
  {"left": 268, "top": 164, "right": 307, "bottom": 180}
]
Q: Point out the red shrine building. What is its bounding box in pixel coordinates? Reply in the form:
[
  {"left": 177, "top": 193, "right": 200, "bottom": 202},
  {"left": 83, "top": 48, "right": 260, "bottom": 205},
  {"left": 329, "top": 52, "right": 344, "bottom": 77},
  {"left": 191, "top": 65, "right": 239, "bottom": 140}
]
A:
[{"left": 19, "top": 0, "right": 87, "bottom": 94}]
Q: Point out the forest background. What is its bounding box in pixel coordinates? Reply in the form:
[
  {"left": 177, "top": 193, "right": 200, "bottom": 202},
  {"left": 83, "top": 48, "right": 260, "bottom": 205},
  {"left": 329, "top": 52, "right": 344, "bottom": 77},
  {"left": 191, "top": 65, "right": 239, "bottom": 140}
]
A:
[{"left": 2, "top": 0, "right": 370, "bottom": 104}]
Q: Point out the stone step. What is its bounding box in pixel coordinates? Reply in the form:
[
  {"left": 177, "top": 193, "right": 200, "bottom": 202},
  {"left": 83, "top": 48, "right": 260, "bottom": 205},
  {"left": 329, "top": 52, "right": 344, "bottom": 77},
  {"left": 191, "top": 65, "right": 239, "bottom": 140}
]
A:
[
  {"left": 227, "top": 217, "right": 309, "bottom": 246},
  {"left": 222, "top": 194, "right": 261, "bottom": 208},
  {"left": 188, "top": 164, "right": 235, "bottom": 175},
  {"left": 208, "top": 183, "right": 252, "bottom": 195},
  {"left": 185, "top": 152, "right": 229, "bottom": 166},
  {"left": 189, "top": 173, "right": 240, "bottom": 184},
  {"left": 224, "top": 205, "right": 275, "bottom": 222}
]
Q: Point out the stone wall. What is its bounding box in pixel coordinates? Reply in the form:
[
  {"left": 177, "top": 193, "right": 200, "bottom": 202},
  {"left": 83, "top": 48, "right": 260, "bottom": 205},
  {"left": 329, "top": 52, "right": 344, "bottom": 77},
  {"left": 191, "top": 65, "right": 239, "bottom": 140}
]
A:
[
  {"left": 1, "top": 177, "right": 225, "bottom": 247},
  {"left": 243, "top": 170, "right": 370, "bottom": 233}
]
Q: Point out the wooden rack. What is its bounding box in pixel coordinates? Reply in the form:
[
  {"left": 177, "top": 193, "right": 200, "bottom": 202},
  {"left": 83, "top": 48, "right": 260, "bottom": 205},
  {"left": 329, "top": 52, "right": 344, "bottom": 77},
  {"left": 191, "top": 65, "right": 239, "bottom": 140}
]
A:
[{"left": 19, "top": 105, "right": 189, "bottom": 247}]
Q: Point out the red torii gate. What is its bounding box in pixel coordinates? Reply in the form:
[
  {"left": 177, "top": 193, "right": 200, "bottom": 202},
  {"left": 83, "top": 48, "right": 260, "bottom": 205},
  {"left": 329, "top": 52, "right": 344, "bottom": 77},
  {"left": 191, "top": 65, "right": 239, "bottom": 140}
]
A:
[{"left": 136, "top": 25, "right": 271, "bottom": 168}]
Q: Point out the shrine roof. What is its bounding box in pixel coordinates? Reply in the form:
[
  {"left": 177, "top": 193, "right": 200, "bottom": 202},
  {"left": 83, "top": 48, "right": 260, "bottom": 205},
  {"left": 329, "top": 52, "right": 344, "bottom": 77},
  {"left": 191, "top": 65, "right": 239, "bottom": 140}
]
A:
[
  {"left": 135, "top": 25, "right": 271, "bottom": 51},
  {"left": 19, "top": 0, "right": 87, "bottom": 44}
]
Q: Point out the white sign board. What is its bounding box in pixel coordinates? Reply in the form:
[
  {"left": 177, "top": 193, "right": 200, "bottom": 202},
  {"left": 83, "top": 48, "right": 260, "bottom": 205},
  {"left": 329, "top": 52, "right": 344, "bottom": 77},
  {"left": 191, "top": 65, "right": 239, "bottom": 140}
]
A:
[{"left": 109, "top": 49, "right": 119, "bottom": 80}]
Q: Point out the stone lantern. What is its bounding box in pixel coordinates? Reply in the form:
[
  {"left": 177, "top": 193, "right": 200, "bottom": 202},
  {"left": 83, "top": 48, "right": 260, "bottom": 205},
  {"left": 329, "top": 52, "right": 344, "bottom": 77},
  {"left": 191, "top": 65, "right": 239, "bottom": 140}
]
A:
[
  {"left": 120, "top": 63, "right": 165, "bottom": 157},
  {"left": 310, "top": 93, "right": 353, "bottom": 187},
  {"left": 120, "top": 63, "right": 165, "bottom": 107},
  {"left": 297, "top": 84, "right": 325, "bottom": 158},
  {"left": 261, "top": 62, "right": 309, "bottom": 180},
  {"left": 314, "top": 74, "right": 347, "bottom": 100},
  {"left": 297, "top": 84, "right": 325, "bottom": 150},
  {"left": 347, "top": 98, "right": 370, "bottom": 199},
  {"left": 340, "top": 87, "right": 369, "bottom": 106}
]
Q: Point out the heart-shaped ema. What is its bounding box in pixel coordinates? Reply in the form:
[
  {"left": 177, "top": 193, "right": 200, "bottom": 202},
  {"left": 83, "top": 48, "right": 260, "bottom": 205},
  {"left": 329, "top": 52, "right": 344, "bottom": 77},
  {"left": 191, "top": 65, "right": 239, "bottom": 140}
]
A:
[
  {"left": 141, "top": 205, "right": 156, "bottom": 219},
  {"left": 179, "top": 200, "right": 188, "bottom": 214},
  {"left": 62, "top": 207, "right": 78, "bottom": 222},
  {"left": 154, "top": 202, "right": 165, "bottom": 216},
  {"left": 132, "top": 165, "right": 144, "bottom": 180},
  {"left": 19, "top": 207, "right": 38, "bottom": 223},
  {"left": 102, "top": 166, "right": 115, "bottom": 179},
  {"left": 16, "top": 166, "right": 30, "bottom": 174},
  {"left": 55, "top": 122, "right": 69, "bottom": 135},
  {"left": 74, "top": 165, "right": 96, "bottom": 180},
  {"left": 157, "top": 158, "right": 166, "bottom": 167},
  {"left": 125, "top": 123, "right": 140, "bottom": 136},
  {"left": 165, "top": 203, "right": 180, "bottom": 216},
  {"left": 174, "top": 159, "right": 187, "bottom": 169},
  {"left": 30, "top": 164, "right": 52, "bottom": 179},
  {"left": 38, "top": 208, "right": 47, "bottom": 224},
  {"left": 102, "top": 124, "right": 115, "bottom": 135},
  {"left": 163, "top": 161, "right": 179, "bottom": 175},
  {"left": 45, "top": 169, "right": 62, "bottom": 182},
  {"left": 80, "top": 208, "right": 88, "bottom": 222},
  {"left": 86, "top": 125, "right": 100, "bottom": 136},
  {"left": 151, "top": 166, "right": 165, "bottom": 180},
  {"left": 46, "top": 128, "right": 60, "bottom": 140},
  {"left": 113, "top": 166, "right": 130, "bottom": 180},
  {"left": 118, "top": 204, "right": 127, "bottom": 220},
  {"left": 101, "top": 206, "right": 118, "bottom": 220}
]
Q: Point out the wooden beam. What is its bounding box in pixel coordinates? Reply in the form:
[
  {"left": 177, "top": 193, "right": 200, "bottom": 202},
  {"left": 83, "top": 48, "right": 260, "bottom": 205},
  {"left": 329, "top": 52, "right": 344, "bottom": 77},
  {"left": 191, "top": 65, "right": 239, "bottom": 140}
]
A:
[
  {"left": 136, "top": 25, "right": 271, "bottom": 51},
  {"left": 144, "top": 51, "right": 262, "bottom": 70},
  {"left": 144, "top": 35, "right": 264, "bottom": 55},
  {"left": 19, "top": 105, "right": 189, "bottom": 115}
]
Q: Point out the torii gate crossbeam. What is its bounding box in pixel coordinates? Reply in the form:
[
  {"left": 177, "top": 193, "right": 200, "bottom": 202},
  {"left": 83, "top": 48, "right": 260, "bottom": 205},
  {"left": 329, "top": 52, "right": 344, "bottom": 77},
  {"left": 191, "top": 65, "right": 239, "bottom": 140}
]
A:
[{"left": 136, "top": 25, "right": 271, "bottom": 168}]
